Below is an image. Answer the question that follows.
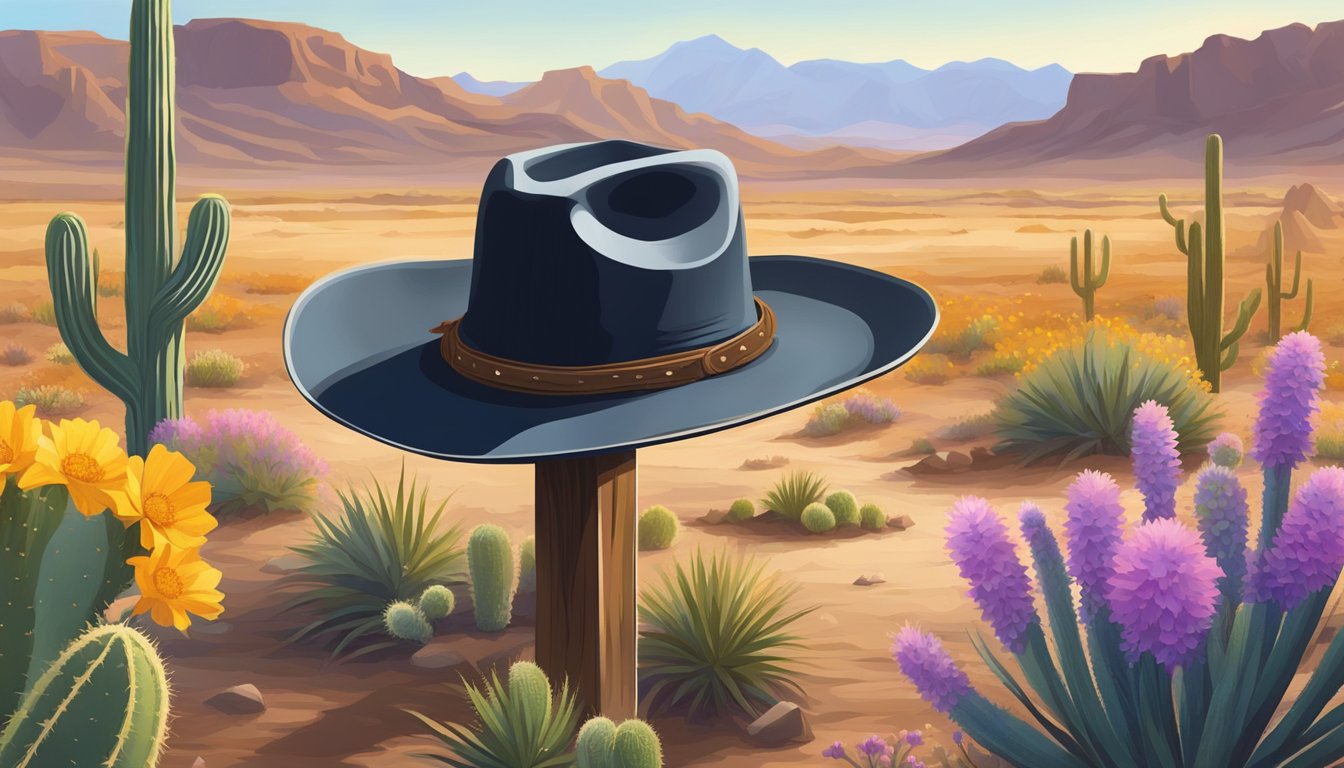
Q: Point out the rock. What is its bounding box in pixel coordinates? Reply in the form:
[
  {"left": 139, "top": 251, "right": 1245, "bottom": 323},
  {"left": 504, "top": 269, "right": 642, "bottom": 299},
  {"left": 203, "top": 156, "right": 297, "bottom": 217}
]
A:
[
  {"left": 702, "top": 508, "right": 728, "bottom": 525},
  {"left": 204, "top": 684, "right": 265, "bottom": 715},
  {"left": 853, "top": 574, "right": 886, "bottom": 586},
  {"left": 906, "top": 452, "right": 951, "bottom": 474},
  {"left": 261, "top": 554, "right": 307, "bottom": 575},
  {"left": 192, "top": 759, "right": 207, "bottom": 768},
  {"left": 969, "top": 446, "right": 1015, "bottom": 470},
  {"left": 889, "top": 514, "right": 915, "bottom": 531},
  {"left": 945, "top": 451, "right": 973, "bottom": 470},
  {"left": 745, "top": 701, "right": 812, "bottom": 746},
  {"left": 411, "top": 640, "right": 466, "bottom": 670}
]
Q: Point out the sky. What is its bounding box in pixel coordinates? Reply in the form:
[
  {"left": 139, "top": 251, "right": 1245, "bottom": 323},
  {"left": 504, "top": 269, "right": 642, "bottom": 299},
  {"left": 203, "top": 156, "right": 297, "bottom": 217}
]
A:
[{"left": 4, "top": 0, "right": 1341, "bottom": 80}]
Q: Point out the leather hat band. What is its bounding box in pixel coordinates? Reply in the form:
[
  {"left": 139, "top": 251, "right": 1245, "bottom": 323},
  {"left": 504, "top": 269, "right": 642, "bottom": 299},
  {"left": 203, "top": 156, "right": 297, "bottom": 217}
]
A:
[{"left": 431, "top": 297, "right": 776, "bottom": 396}]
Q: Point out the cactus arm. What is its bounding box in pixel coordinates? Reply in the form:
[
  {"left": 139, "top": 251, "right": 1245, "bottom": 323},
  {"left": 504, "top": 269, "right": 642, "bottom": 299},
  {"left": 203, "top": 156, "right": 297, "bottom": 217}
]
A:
[
  {"left": 148, "top": 195, "right": 230, "bottom": 333},
  {"left": 1069, "top": 236, "right": 1084, "bottom": 295},
  {"left": 1094, "top": 236, "right": 1110, "bottom": 289},
  {"left": 1220, "top": 289, "right": 1262, "bottom": 353},
  {"left": 1221, "top": 341, "right": 1240, "bottom": 372},
  {"left": 1294, "top": 280, "right": 1313, "bottom": 333},
  {"left": 1159, "top": 195, "right": 1190, "bottom": 254},
  {"left": 1284, "top": 249, "right": 1302, "bottom": 299},
  {"left": 45, "top": 214, "right": 139, "bottom": 404}
]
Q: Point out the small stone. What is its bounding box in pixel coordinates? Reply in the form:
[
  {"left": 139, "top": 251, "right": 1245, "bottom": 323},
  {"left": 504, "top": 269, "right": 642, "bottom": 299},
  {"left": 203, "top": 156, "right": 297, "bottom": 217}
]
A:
[
  {"left": 745, "top": 701, "right": 812, "bottom": 746},
  {"left": 205, "top": 684, "right": 265, "bottom": 715},
  {"left": 945, "top": 451, "right": 973, "bottom": 470},
  {"left": 853, "top": 573, "right": 886, "bottom": 586},
  {"left": 261, "top": 554, "right": 307, "bottom": 575},
  {"left": 889, "top": 514, "right": 915, "bottom": 531},
  {"left": 411, "top": 640, "right": 466, "bottom": 670}
]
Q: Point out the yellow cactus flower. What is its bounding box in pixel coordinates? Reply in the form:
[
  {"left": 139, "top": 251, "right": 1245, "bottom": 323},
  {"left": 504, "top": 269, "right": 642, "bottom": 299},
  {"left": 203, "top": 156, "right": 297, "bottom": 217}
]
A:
[
  {"left": 128, "top": 543, "right": 224, "bottom": 631},
  {"left": 121, "top": 444, "right": 217, "bottom": 550},
  {"left": 0, "top": 401, "right": 41, "bottom": 478},
  {"left": 18, "top": 418, "right": 131, "bottom": 518}
]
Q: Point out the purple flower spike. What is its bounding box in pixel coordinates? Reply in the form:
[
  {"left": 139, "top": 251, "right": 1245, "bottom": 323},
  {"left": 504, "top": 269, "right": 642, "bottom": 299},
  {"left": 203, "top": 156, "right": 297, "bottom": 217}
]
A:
[
  {"left": 1207, "top": 432, "right": 1245, "bottom": 469},
  {"left": 1193, "top": 464, "right": 1249, "bottom": 603},
  {"left": 946, "top": 496, "right": 1037, "bottom": 653},
  {"left": 891, "top": 625, "right": 971, "bottom": 714},
  {"left": 859, "top": 735, "right": 889, "bottom": 756},
  {"left": 1064, "top": 470, "right": 1127, "bottom": 622},
  {"left": 1251, "top": 331, "right": 1325, "bottom": 470},
  {"left": 905, "top": 730, "right": 924, "bottom": 747},
  {"left": 822, "top": 741, "right": 846, "bottom": 759},
  {"left": 1131, "top": 400, "right": 1182, "bottom": 521},
  {"left": 1246, "top": 467, "right": 1344, "bottom": 610},
  {"left": 1106, "top": 519, "right": 1223, "bottom": 667}
]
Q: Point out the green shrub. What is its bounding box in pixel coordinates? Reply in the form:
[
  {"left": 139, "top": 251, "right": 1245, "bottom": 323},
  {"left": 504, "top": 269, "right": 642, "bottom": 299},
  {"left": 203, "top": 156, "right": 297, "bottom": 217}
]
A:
[
  {"left": 418, "top": 584, "right": 456, "bottom": 620},
  {"left": 0, "top": 344, "right": 32, "bottom": 366},
  {"left": 911, "top": 437, "right": 936, "bottom": 455},
  {"left": 974, "top": 356, "right": 1024, "bottom": 377},
  {"left": 800, "top": 503, "right": 836, "bottom": 533},
  {"left": 993, "top": 327, "right": 1219, "bottom": 461},
  {"left": 14, "top": 385, "right": 84, "bottom": 417},
  {"left": 904, "top": 354, "right": 952, "bottom": 385},
  {"left": 929, "top": 314, "right": 999, "bottom": 359},
  {"left": 517, "top": 536, "right": 536, "bottom": 593},
  {"left": 803, "top": 402, "right": 849, "bottom": 437},
  {"left": 185, "top": 348, "right": 244, "bottom": 387},
  {"left": 936, "top": 412, "right": 997, "bottom": 442},
  {"left": 469, "top": 524, "right": 515, "bottom": 632},
  {"left": 859, "top": 503, "right": 887, "bottom": 530},
  {"left": 1037, "top": 264, "right": 1068, "bottom": 284},
  {"left": 761, "top": 470, "right": 827, "bottom": 521},
  {"left": 284, "top": 467, "right": 465, "bottom": 658},
  {"left": 638, "top": 548, "right": 814, "bottom": 719},
  {"left": 410, "top": 661, "right": 579, "bottom": 768},
  {"left": 726, "top": 498, "right": 755, "bottom": 522},
  {"left": 383, "top": 600, "right": 433, "bottom": 644},
  {"left": 0, "top": 303, "right": 31, "bottom": 323},
  {"left": 824, "top": 490, "right": 859, "bottom": 526},
  {"left": 29, "top": 301, "right": 56, "bottom": 326},
  {"left": 638, "top": 505, "right": 679, "bottom": 551},
  {"left": 44, "top": 342, "right": 74, "bottom": 365}
]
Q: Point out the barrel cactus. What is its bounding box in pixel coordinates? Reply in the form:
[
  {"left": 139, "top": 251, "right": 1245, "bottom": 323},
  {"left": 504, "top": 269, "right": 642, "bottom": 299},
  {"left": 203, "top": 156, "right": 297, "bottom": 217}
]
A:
[
  {"left": 518, "top": 535, "right": 537, "bottom": 593},
  {"left": 0, "top": 624, "right": 169, "bottom": 768},
  {"left": 801, "top": 502, "right": 837, "bottom": 533},
  {"left": 638, "top": 505, "right": 679, "bottom": 550},
  {"left": 859, "top": 502, "right": 888, "bottom": 531},
  {"left": 576, "top": 717, "right": 618, "bottom": 768},
  {"left": 824, "top": 490, "right": 860, "bottom": 526},
  {"left": 576, "top": 717, "right": 663, "bottom": 767},
  {"left": 417, "top": 585, "right": 455, "bottom": 621},
  {"left": 383, "top": 600, "right": 433, "bottom": 644},
  {"left": 727, "top": 498, "right": 756, "bottom": 522},
  {"left": 468, "top": 524, "right": 515, "bottom": 632}
]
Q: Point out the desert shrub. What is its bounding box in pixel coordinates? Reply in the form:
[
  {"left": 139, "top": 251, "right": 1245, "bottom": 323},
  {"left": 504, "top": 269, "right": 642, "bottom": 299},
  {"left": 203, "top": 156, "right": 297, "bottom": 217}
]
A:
[
  {"left": 994, "top": 327, "right": 1219, "bottom": 461},
  {"left": 929, "top": 314, "right": 1000, "bottom": 360},
  {"left": 638, "top": 548, "right": 814, "bottom": 719},
  {"left": 28, "top": 301, "right": 56, "bottom": 326},
  {"left": 803, "top": 391, "right": 900, "bottom": 437},
  {"left": 974, "top": 356, "right": 1023, "bottom": 377},
  {"left": 0, "top": 344, "right": 32, "bottom": 366},
  {"left": 383, "top": 600, "right": 433, "bottom": 644},
  {"left": 994, "top": 314, "right": 1204, "bottom": 389},
  {"left": 0, "top": 303, "right": 31, "bottom": 323},
  {"left": 185, "top": 348, "right": 244, "bottom": 388},
  {"left": 859, "top": 503, "right": 887, "bottom": 530},
  {"left": 14, "top": 385, "right": 84, "bottom": 417},
  {"left": 1315, "top": 403, "right": 1344, "bottom": 463},
  {"left": 904, "top": 354, "right": 953, "bottom": 385},
  {"left": 418, "top": 584, "right": 456, "bottom": 621},
  {"left": 824, "top": 490, "right": 859, "bottom": 526},
  {"left": 639, "top": 505, "right": 679, "bottom": 551},
  {"left": 801, "top": 503, "right": 836, "bottom": 533},
  {"left": 410, "top": 661, "right": 579, "bottom": 768},
  {"left": 284, "top": 466, "right": 465, "bottom": 658},
  {"left": 187, "top": 294, "right": 255, "bottom": 333},
  {"left": 44, "top": 342, "right": 74, "bottom": 365},
  {"left": 803, "top": 402, "right": 850, "bottom": 437},
  {"left": 151, "top": 409, "right": 326, "bottom": 517},
  {"left": 936, "top": 412, "right": 996, "bottom": 442},
  {"left": 1036, "top": 264, "right": 1068, "bottom": 284},
  {"left": 98, "top": 270, "right": 123, "bottom": 297},
  {"left": 236, "top": 272, "right": 316, "bottom": 295},
  {"left": 762, "top": 470, "right": 827, "bottom": 521},
  {"left": 1151, "top": 296, "right": 1182, "bottom": 320},
  {"left": 911, "top": 438, "right": 936, "bottom": 455},
  {"left": 726, "top": 498, "right": 755, "bottom": 522}
]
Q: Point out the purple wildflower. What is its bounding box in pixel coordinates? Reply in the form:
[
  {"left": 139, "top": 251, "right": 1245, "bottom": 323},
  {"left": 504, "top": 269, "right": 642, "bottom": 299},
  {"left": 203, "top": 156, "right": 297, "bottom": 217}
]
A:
[
  {"left": 1207, "top": 432, "right": 1244, "bottom": 469},
  {"left": 1193, "top": 464, "right": 1249, "bottom": 604},
  {"left": 905, "top": 730, "right": 924, "bottom": 748},
  {"left": 945, "top": 496, "right": 1037, "bottom": 653},
  {"left": 1131, "top": 401, "right": 1182, "bottom": 521},
  {"left": 1246, "top": 467, "right": 1344, "bottom": 610},
  {"left": 1251, "top": 331, "right": 1325, "bottom": 470},
  {"left": 891, "top": 625, "right": 971, "bottom": 714},
  {"left": 1105, "top": 519, "right": 1223, "bottom": 667},
  {"left": 1063, "top": 470, "right": 1127, "bottom": 622},
  {"left": 844, "top": 391, "right": 900, "bottom": 425},
  {"left": 952, "top": 730, "right": 964, "bottom": 746},
  {"left": 859, "top": 736, "right": 889, "bottom": 757},
  {"left": 822, "top": 741, "right": 846, "bottom": 759}
]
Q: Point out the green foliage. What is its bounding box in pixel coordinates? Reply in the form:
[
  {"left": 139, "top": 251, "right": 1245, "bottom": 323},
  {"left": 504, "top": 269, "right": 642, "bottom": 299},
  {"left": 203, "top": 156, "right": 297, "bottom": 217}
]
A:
[
  {"left": 638, "top": 548, "right": 815, "bottom": 720},
  {"left": 726, "top": 498, "right": 756, "bottom": 522},
  {"left": 1069, "top": 229, "right": 1110, "bottom": 321},
  {"left": 517, "top": 536, "right": 536, "bottom": 593},
  {"left": 44, "top": 342, "right": 74, "bottom": 365},
  {"left": 383, "top": 600, "right": 433, "bottom": 644},
  {"left": 859, "top": 503, "right": 887, "bottom": 531},
  {"left": 408, "top": 661, "right": 579, "bottom": 768},
  {"left": 28, "top": 301, "right": 56, "bottom": 326},
  {"left": 185, "top": 348, "right": 244, "bottom": 388},
  {"left": 824, "top": 490, "right": 859, "bottom": 526},
  {"left": 285, "top": 467, "right": 465, "bottom": 659},
  {"left": 1265, "top": 220, "right": 1313, "bottom": 340},
  {"left": 761, "top": 470, "right": 828, "bottom": 521},
  {"left": 801, "top": 503, "right": 837, "bottom": 533},
  {"left": 638, "top": 505, "right": 679, "bottom": 551},
  {"left": 936, "top": 412, "right": 998, "bottom": 442},
  {"left": 911, "top": 437, "right": 937, "bottom": 455},
  {"left": 418, "top": 585, "right": 456, "bottom": 621},
  {"left": 1037, "top": 264, "right": 1068, "bottom": 284},
  {"left": 803, "top": 402, "right": 850, "bottom": 437},
  {"left": 14, "top": 384, "right": 85, "bottom": 417},
  {"left": 0, "top": 624, "right": 168, "bottom": 768},
  {"left": 974, "top": 356, "right": 1024, "bottom": 377},
  {"left": 469, "top": 524, "right": 515, "bottom": 632}
]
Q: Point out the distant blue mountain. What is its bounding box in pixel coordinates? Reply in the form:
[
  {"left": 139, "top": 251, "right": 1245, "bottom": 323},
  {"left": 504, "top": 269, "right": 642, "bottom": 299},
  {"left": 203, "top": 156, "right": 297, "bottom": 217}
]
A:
[{"left": 450, "top": 71, "right": 526, "bottom": 97}]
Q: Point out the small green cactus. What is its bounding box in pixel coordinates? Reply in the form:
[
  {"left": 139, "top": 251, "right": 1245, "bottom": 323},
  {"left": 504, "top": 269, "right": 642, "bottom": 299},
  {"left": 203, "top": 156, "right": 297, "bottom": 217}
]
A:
[
  {"left": 638, "top": 505, "right": 679, "bottom": 550},
  {"left": 576, "top": 717, "right": 618, "bottom": 768},
  {"left": 613, "top": 720, "right": 664, "bottom": 767},
  {"left": 1265, "top": 220, "right": 1313, "bottom": 340},
  {"left": 468, "top": 524, "right": 515, "bottom": 632},
  {"left": 801, "top": 502, "right": 836, "bottom": 533},
  {"left": 859, "top": 503, "right": 888, "bottom": 531},
  {"left": 1069, "top": 229, "right": 1110, "bottom": 321},
  {"left": 727, "top": 498, "right": 756, "bottom": 522},
  {"left": 0, "top": 624, "right": 169, "bottom": 768},
  {"left": 417, "top": 585, "right": 455, "bottom": 621},
  {"left": 383, "top": 600, "right": 433, "bottom": 644},
  {"left": 518, "top": 535, "right": 536, "bottom": 593},
  {"left": 824, "top": 490, "right": 860, "bottom": 526},
  {"left": 508, "top": 661, "right": 553, "bottom": 727}
]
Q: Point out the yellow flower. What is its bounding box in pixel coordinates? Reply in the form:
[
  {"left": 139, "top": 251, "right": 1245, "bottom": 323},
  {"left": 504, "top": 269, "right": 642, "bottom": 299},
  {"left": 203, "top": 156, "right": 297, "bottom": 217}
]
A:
[
  {"left": 128, "top": 543, "right": 224, "bottom": 631},
  {"left": 18, "top": 418, "right": 131, "bottom": 517},
  {"left": 121, "top": 444, "right": 217, "bottom": 550},
  {"left": 0, "top": 401, "right": 41, "bottom": 478}
]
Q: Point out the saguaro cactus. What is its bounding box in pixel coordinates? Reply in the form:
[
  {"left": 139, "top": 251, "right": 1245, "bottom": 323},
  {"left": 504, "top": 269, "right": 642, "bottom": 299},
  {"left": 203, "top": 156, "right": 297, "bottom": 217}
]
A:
[
  {"left": 45, "top": 0, "right": 230, "bottom": 458},
  {"left": 1265, "top": 220, "right": 1313, "bottom": 340},
  {"left": 1158, "top": 134, "right": 1260, "bottom": 393},
  {"left": 1069, "top": 229, "right": 1110, "bottom": 321}
]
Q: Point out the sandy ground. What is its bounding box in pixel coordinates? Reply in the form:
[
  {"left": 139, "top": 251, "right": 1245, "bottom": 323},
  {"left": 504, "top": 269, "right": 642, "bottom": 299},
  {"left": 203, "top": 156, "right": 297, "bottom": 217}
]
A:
[{"left": 2, "top": 168, "right": 1344, "bottom": 767}]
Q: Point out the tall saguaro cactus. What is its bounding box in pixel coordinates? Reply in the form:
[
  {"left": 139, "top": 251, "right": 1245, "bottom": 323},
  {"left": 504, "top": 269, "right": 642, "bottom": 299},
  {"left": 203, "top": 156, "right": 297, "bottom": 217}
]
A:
[
  {"left": 1157, "top": 134, "right": 1260, "bottom": 393},
  {"left": 1265, "top": 220, "right": 1313, "bottom": 340},
  {"left": 1069, "top": 229, "right": 1110, "bottom": 321},
  {"left": 45, "top": 0, "right": 230, "bottom": 458}
]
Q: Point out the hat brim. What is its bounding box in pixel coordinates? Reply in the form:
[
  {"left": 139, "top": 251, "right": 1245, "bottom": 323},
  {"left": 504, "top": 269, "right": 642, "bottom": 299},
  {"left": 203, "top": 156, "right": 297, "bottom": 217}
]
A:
[{"left": 283, "top": 256, "right": 938, "bottom": 463}]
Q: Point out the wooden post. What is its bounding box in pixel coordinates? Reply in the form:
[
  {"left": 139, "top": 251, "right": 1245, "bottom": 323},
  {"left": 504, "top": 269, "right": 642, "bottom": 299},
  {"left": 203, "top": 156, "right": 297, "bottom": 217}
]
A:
[{"left": 534, "top": 450, "right": 638, "bottom": 719}]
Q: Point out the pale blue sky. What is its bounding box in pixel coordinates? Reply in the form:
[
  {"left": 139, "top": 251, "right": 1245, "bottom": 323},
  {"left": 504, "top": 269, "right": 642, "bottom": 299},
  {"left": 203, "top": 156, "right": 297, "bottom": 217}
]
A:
[{"left": 4, "top": 0, "right": 1340, "bottom": 80}]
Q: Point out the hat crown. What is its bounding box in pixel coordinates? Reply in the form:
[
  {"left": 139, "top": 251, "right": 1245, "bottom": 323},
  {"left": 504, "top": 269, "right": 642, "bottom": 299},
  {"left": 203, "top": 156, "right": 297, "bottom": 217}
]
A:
[{"left": 459, "top": 140, "right": 756, "bottom": 367}]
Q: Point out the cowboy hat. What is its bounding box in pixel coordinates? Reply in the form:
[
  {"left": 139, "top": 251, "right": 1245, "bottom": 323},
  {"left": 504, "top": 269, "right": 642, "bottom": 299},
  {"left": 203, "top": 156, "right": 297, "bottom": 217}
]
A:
[{"left": 283, "top": 140, "right": 938, "bottom": 462}]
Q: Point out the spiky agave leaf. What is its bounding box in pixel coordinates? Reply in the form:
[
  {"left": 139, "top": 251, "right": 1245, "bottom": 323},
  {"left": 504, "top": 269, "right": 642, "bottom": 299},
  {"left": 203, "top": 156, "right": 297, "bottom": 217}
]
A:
[{"left": 760, "top": 470, "right": 828, "bottom": 521}]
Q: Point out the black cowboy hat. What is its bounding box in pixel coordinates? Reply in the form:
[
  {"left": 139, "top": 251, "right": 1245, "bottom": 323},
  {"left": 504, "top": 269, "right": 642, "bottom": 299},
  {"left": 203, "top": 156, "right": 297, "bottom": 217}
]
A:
[{"left": 283, "top": 140, "right": 938, "bottom": 462}]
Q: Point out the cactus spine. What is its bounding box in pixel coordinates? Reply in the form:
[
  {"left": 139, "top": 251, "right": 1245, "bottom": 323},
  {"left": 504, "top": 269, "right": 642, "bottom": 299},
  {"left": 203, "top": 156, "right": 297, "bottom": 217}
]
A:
[
  {"left": 468, "top": 524, "right": 515, "bottom": 632},
  {"left": 1265, "top": 220, "right": 1313, "bottom": 340},
  {"left": 0, "top": 624, "right": 170, "bottom": 768},
  {"left": 1068, "top": 229, "right": 1110, "bottom": 321},
  {"left": 1158, "top": 134, "right": 1261, "bottom": 393},
  {"left": 576, "top": 717, "right": 663, "bottom": 767}
]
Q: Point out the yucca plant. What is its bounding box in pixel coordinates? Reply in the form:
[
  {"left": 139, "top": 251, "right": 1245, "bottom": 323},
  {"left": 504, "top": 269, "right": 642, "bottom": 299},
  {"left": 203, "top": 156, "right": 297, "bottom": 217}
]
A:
[
  {"left": 638, "top": 548, "right": 815, "bottom": 720},
  {"left": 408, "top": 661, "right": 579, "bottom": 768},
  {"left": 284, "top": 466, "right": 465, "bottom": 659},
  {"left": 761, "top": 470, "right": 828, "bottom": 521},
  {"left": 994, "top": 326, "right": 1219, "bottom": 462}
]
